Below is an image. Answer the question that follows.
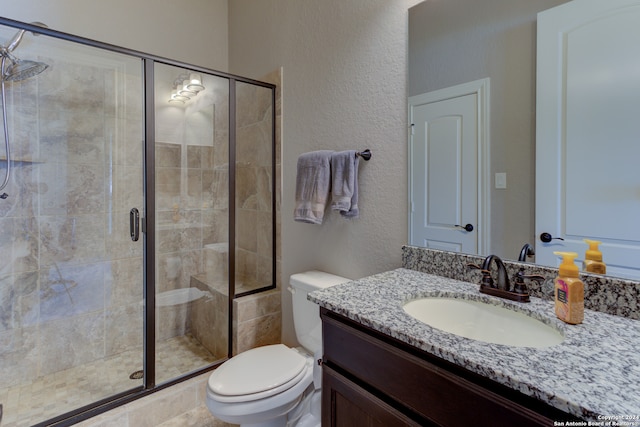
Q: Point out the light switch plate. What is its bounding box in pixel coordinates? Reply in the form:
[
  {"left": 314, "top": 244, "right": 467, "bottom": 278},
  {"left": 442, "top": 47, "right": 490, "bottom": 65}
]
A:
[{"left": 495, "top": 172, "right": 507, "bottom": 189}]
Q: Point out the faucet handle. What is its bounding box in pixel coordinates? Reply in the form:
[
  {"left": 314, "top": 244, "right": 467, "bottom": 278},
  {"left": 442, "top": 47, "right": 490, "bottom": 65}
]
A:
[
  {"left": 467, "top": 263, "right": 494, "bottom": 287},
  {"left": 512, "top": 268, "right": 545, "bottom": 294}
]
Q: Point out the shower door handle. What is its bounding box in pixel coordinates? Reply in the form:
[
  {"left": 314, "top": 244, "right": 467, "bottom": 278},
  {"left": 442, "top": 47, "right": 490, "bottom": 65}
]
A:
[{"left": 130, "top": 208, "right": 140, "bottom": 242}]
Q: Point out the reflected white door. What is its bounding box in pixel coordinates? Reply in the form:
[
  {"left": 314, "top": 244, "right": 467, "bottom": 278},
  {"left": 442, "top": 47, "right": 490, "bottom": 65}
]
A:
[
  {"left": 409, "top": 80, "right": 489, "bottom": 254},
  {"left": 536, "top": 0, "right": 640, "bottom": 279}
]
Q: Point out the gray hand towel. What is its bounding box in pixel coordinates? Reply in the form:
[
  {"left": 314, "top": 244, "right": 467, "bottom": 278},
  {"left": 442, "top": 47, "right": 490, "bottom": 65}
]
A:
[
  {"left": 294, "top": 150, "right": 334, "bottom": 224},
  {"left": 331, "top": 150, "right": 360, "bottom": 218}
]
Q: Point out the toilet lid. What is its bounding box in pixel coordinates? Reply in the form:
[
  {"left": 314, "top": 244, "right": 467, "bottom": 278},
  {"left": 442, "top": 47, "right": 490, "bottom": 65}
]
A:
[{"left": 209, "top": 344, "right": 308, "bottom": 396}]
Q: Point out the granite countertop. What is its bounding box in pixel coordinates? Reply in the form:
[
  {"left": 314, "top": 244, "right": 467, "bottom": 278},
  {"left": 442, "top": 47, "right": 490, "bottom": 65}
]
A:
[{"left": 308, "top": 268, "right": 640, "bottom": 422}]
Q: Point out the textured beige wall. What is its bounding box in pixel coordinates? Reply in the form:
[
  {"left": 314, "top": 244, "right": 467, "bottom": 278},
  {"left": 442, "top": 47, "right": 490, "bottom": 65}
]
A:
[
  {"left": 0, "top": 0, "right": 228, "bottom": 71},
  {"left": 408, "top": 0, "right": 570, "bottom": 260},
  {"left": 229, "top": 0, "right": 421, "bottom": 345}
]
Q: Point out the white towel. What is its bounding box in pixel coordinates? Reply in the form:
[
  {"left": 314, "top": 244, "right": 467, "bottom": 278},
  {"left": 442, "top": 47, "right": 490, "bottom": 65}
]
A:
[
  {"left": 331, "top": 150, "right": 360, "bottom": 218},
  {"left": 294, "top": 150, "right": 334, "bottom": 224}
]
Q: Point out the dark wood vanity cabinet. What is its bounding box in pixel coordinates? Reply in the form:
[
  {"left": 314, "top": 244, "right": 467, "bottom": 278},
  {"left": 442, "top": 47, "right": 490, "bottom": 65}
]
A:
[{"left": 320, "top": 308, "right": 578, "bottom": 427}]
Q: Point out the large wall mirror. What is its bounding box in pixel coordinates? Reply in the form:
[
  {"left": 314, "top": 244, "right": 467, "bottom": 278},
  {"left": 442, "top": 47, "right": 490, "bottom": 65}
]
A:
[{"left": 408, "top": 0, "right": 640, "bottom": 280}]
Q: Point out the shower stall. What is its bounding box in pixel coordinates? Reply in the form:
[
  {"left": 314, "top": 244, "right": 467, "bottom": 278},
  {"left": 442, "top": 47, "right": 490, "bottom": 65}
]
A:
[{"left": 0, "top": 18, "right": 276, "bottom": 427}]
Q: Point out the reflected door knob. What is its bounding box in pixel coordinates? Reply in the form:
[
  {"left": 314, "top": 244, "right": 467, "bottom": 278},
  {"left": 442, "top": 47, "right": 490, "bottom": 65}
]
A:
[
  {"left": 455, "top": 224, "right": 474, "bottom": 232},
  {"left": 540, "top": 232, "right": 564, "bottom": 243}
]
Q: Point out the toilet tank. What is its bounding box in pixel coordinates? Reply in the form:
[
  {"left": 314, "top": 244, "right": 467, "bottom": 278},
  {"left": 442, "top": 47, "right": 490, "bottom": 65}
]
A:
[{"left": 289, "top": 270, "right": 350, "bottom": 354}]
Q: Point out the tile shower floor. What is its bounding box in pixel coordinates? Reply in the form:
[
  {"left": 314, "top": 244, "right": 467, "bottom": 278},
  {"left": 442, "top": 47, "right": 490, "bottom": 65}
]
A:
[{"left": 0, "top": 334, "right": 219, "bottom": 427}]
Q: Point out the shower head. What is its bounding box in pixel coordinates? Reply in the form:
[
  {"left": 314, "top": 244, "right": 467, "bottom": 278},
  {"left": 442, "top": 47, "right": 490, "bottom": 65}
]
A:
[
  {"left": 0, "top": 22, "right": 49, "bottom": 82},
  {"left": 3, "top": 58, "right": 48, "bottom": 81},
  {"left": 0, "top": 22, "right": 49, "bottom": 199}
]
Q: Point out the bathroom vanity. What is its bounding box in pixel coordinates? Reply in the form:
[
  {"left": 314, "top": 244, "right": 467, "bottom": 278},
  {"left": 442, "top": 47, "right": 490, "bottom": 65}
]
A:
[
  {"left": 321, "top": 308, "right": 571, "bottom": 426},
  {"left": 310, "top": 268, "right": 640, "bottom": 426}
]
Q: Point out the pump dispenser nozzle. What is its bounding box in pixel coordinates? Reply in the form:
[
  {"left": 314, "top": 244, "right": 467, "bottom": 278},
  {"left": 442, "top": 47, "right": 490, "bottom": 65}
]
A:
[
  {"left": 584, "top": 239, "right": 602, "bottom": 261},
  {"left": 554, "top": 251, "right": 579, "bottom": 277},
  {"left": 583, "top": 239, "right": 606, "bottom": 274}
]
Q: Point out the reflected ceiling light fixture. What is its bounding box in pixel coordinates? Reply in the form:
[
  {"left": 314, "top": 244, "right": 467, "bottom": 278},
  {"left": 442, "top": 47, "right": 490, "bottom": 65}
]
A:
[
  {"left": 186, "top": 73, "right": 204, "bottom": 92},
  {"left": 178, "top": 79, "right": 196, "bottom": 98},
  {"left": 168, "top": 72, "right": 205, "bottom": 104},
  {"left": 169, "top": 88, "right": 188, "bottom": 104}
]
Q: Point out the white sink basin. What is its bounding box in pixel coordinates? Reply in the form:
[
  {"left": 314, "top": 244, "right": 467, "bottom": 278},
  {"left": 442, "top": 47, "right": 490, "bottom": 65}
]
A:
[{"left": 403, "top": 297, "right": 564, "bottom": 348}]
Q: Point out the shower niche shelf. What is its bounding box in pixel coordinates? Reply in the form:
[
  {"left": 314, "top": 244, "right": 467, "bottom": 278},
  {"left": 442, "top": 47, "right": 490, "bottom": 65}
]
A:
[{"left": 0, "top": 156, "right": 45, "bottom": 164}]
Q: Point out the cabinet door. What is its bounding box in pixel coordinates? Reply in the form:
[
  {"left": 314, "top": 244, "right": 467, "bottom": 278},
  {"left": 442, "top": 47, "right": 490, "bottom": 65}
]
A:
[
  {"left": 322, "top": 311, "right": 564, "bottom": 427},
  {"left": 322, "top": 365, "right": 425, "bottom": 427}
]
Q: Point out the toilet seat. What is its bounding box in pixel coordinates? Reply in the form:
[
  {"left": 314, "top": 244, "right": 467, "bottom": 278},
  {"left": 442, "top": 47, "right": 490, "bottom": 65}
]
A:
[{"left": 208, "top": 344, "right": 311, "bottom": 404}]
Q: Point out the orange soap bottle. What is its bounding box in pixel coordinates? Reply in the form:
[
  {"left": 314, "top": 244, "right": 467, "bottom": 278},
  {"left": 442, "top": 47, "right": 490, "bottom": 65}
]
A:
[
  {"left": 553, "top": 251, "right": 584, "bottom": 325},
  {"left": 583, "top": 239, "right": 606, "bottom": 274}
]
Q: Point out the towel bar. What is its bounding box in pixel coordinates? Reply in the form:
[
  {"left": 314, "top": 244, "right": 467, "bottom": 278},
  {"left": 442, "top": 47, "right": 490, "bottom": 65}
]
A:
[{"left": 356, "top": 149, "right": 372, "bottom": 161}]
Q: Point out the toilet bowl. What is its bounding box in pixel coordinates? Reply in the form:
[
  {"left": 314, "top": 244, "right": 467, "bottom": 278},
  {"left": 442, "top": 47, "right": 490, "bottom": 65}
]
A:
[{"left": 206, "top": 271, "right": 350, "bottom": 427}]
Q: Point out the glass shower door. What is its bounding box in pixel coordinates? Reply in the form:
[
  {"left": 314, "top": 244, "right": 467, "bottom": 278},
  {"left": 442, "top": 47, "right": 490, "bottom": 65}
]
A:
[
  {"left": 153, "top": 63, "right": 230, "bottom": 384},
  {"left": 234, "top": 81, "right": 275, "bottom": 297},
  {"left": 0, "top": 24, "right": 146, "bottom": 425}
]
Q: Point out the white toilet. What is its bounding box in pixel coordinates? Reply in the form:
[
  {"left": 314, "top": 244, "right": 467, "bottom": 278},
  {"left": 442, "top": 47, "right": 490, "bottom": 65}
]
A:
[{"left": 206, "top": 270, "right": 350, "bottom": 427}]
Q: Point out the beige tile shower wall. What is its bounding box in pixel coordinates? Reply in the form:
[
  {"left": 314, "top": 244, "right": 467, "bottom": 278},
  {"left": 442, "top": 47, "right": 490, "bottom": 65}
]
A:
[
  {"left": 232, "top": 69, "right": 283, "bottom": 355},
  {"left": 155, "top": 142, "right": 194, "bottom": 341},
  {"left": 0, "top": 54, "right": 145, "bottom": 388},
  {"left": 154, "top": 80, "right": 230, "bottom": 342},
  {"left": 189, "top": 276, "right": 229, "bottom": 360},
  {"left": 155, "top": 69, "right": 281, "bottom": 346},
  {"left": 189, "top": 278, "right": 281, "bottom": 359},
  {"left": 233, "top": 289, "right": 282, "bottom": 355},
  {"left": 191, "top": 69, "right": 282, "bottom": 357},
  {"left": 235, "top": 80, "right": 275, "bottom": 290}
]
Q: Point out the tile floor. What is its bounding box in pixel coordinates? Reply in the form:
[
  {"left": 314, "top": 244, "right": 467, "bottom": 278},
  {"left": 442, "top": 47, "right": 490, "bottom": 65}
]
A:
[
  {"left": 74, "top": 372, "right": 236, "bottom": 427},
  {"left": 0, "top": 334, "right": 221, "bottom": 427}
]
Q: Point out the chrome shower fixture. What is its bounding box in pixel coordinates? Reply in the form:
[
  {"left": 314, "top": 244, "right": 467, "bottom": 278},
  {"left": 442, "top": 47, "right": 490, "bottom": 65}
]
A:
[
  {"left": 0, "top": 21, "right": 49, "bottom": 81},
  {"left": 4, "top": 21, "right": 47, "bottom": 52},
  {"left": 0, "top": 22, "right": 50, "bottom": 198},
  {"left": 3, "top": 55, "right": 48, "bottom": 81}
]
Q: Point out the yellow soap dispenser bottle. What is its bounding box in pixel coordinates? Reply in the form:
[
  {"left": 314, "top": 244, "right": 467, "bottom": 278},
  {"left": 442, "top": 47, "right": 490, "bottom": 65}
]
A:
[
  {"left": 553, "top": 251, "right": 584, "bottom": 324},
  {"left": 583, "top": 239, "right": 606, "bottom": 274}
]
